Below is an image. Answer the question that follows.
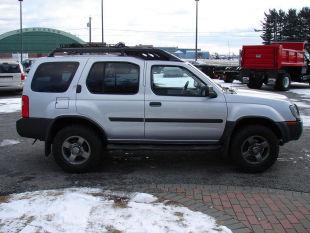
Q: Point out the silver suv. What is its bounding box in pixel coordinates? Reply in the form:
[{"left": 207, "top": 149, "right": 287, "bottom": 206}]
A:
[{"left": 16, "top": 45, "right": 303, "bottom": 173}]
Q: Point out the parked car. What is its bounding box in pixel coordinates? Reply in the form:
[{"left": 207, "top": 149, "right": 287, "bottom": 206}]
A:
[
  {"left": 0, "top": 60, "right": 25, "bottom": 92},
  {"left": 16, "top": 45, "right": 303, "bottom": 173}
]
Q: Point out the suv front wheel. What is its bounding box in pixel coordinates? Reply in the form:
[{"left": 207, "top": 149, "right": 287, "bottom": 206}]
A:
[
  {"left": 52, "top": 125, "right": 104, "bottom": 173},
  {"left": 231, "top": 125, "right": 279, "bottom": 173}
]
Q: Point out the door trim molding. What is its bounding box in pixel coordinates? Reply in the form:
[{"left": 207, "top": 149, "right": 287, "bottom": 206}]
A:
[
  {"left": 109, "top": 117, "right": 223, "bottom": 123},
  {"left": 109, "top": 117, "right": 144, "bottom": 122},
  {"left": 145, "top": 118, "right": 223, "bottom": 123}
]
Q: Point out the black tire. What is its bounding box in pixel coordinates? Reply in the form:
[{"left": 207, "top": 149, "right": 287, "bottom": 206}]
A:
[
  {"left": 52, "top": 125, "right": 104, "bottom": 173},
  {"left": 247, "top": 74, "right": 263, "bottom": 89},
  {"left": 274, "top": 73, "right": 291, "bottom": 91},
  {"left": 224, "top": 74, "right": 233, "bottom": 83},
  {"left": 230, "top": 125, "right": 279, "bottom": 173}
]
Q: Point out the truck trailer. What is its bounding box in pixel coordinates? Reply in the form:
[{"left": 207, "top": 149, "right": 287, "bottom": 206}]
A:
[{"left": 240, "top": 42, "right": 310, "bottom": 91}]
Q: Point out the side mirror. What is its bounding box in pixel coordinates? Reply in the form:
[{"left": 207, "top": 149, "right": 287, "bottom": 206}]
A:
[{"left": 202, "top": 86, "right": 217, "bottom": 98}]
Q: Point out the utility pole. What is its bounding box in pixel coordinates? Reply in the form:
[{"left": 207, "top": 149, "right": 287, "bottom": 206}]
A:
[
  {"left": 18, "top": 0, "right": 23, "bottom": 64},
  {"left": 87, "top": 17, "right": 92, "bottom": 43},
  {"left": 195, "top": 0, "right": 199, "bottom": 61},
  {"left": 101, "top": 0, "right": 104, "bottom": 44}
]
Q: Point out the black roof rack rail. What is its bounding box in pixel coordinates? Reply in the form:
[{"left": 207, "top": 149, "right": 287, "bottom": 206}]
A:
[{"left": 48, "top": 43, "right": 183, "bottom": 62}]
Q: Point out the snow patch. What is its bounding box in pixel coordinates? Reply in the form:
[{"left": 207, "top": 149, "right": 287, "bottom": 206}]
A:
[
  {"left": 0, "top": 139, "right": 20, "bottom": 147},
  {"left": 130, "top": 192, "right": 158, "bottom": 203},
  {"left": 291, "top": 100, "right": 310, "bottom": 109},
  {"left": 0, "top": 98, "right": 21, "bottom": 114},
  {"left": 289, "top": 88, "right": 310, "bottom": 98},
  {"left": 0, "top": 188, "right": 232, "bottom": 233},
  {"left": 302, "top": 115, "right": 310, "bottom": 127}
]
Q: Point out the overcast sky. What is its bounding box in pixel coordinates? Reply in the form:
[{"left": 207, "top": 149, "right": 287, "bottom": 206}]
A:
[{"left": 0, "top": 0, "right": 309, "bottom": 54}]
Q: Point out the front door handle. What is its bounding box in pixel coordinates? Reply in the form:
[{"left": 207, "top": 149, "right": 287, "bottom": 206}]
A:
[{"left": 149, "top": 102, "right": 162, "bottom": 107}]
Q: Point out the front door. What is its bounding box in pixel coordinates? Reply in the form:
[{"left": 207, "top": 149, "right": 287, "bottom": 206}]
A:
[{"left": 145, "top": 62, "right": 227, "bottom": 143}]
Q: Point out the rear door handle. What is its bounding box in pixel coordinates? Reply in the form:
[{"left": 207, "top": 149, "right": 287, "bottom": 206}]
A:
[{"left": 149, "top": 102, "right": 162, "bottom": 107}]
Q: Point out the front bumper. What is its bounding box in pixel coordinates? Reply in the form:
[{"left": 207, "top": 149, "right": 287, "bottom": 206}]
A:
[{"left": 276, "top": 120, "right": 303, "bottom": 143}]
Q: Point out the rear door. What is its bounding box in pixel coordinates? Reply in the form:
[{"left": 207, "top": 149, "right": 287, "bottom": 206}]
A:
[{"left": 76, "top": 57, "right": 145, "bottom": 142}]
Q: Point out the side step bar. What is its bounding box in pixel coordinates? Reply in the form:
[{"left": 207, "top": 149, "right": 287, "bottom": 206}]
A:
[{"left": 107, "top": 144, "right": 222, "bottom": 151}]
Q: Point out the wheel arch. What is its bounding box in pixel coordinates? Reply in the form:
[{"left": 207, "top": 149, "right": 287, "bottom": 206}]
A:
[
  {"left": 232, "top": 117, "right": 283, "bottom": 140},
  {"left": 45, "top": 116, "right": 107, "bottom": 156},
  {"left": 221, "top": 116, "right": 284, "bottom": 158}
]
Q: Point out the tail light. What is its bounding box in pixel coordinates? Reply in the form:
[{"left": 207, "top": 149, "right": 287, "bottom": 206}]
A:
[
  {"left": 21, "top": 73, "right": 26, "bottom": 81},
  {"left": 22, "top": 95, "right": 29, "bottom": 118}
]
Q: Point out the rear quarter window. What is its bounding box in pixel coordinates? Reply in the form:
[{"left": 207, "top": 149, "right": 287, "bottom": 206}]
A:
[{"left": 31, "top": 62, "right": 79, "bottom": 93}]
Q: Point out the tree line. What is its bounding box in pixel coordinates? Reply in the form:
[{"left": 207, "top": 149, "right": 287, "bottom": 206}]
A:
[{"left": 261, "top": 7, "right": 310, "bottom": 44}]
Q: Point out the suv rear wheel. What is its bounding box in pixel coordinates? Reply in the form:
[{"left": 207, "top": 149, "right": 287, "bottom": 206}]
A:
[
  {"left": 231, "top": 125, "right": 279, "bottom": 173},
  {"left": 52, "top": 125, "right": 104, "bottom": 173}
]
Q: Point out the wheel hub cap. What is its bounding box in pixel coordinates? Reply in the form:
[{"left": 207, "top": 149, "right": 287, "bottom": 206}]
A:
[
  {"left": 71, "top": 144, "right": 81, "bottom": 155},
  {"left": 61, "top": 136, "right": 91, "bottom": 165},
  {"left": 251, "top": 144, "right": 263, "bottom": 155},
  {"left": 241, "top": 135, "right": 270, "bottom": 165}
]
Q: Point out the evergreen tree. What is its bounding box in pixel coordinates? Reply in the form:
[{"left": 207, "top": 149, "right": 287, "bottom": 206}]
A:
[
  {"left": 283, "top": 9, "right": 299, "bottom": 41},
  {"left": 299, "top": 7, "right": 310, "bottom": 41},
  {"left": 260, "top": 7, "right": 310, "bottom": 43},
  {"left": 261, "top": 11, "right": 273, "bottom": 44},
  {"left": 276, "top": 10, "right": 286, "bottom": 41}
]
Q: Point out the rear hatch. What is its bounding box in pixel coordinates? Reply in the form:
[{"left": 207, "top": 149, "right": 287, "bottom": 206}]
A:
[{"left": 0, "top": 62, "right": 22, "bottom": 87}]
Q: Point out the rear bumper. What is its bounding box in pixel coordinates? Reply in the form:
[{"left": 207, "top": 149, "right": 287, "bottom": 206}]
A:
[
  {"left": 16, "top": 118, "right": 52, "bottom": 141},
  {"left": 276, "top": 120, "right": 303, "bottom": 143},
  {"left": 0, "top": 84, "right": 23, "bottom": 91}
]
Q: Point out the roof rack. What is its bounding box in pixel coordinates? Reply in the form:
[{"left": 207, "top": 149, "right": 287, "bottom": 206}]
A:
[{"left": 48, "top": 43, "right": 183, "bottom": 62}]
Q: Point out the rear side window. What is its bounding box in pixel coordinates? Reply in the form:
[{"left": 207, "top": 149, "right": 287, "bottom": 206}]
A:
[
  {"left": 31, "top": 62, "right": 79, "bottom": 93},
  {"left": 86, "top": 62, "right": 139, "bottom": 95},
  {"left": 0, "top": 63, "right": 21, "bottom": 73}
]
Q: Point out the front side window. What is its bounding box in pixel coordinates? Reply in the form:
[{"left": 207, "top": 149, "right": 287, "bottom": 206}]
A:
[
  {"left": 151, "top": 66, "right": 205, "bottom": 96},
  {"left": 31, "top": 62, "right": 79, "bottom": 93},
  {"left": 86, "top": 62, "right": 139, "bottom": 95}
]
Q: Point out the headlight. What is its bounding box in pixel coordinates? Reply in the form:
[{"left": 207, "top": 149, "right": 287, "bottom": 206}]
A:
[{"left": 289, "top": 104, "right": 300, "bottom": 120}]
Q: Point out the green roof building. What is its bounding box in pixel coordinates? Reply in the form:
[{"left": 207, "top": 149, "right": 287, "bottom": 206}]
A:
[{"left": 0, "top": 27, "right": 85, "bottom": 58}]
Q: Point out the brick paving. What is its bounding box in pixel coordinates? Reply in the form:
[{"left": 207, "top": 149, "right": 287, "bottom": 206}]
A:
[{"left": 117, "top": 184, "right": 310, "bottom": 233}]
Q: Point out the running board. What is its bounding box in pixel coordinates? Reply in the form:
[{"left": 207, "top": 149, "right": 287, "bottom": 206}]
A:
[{"left": 107, "top": 144, "right": 222, "bottom": 151}]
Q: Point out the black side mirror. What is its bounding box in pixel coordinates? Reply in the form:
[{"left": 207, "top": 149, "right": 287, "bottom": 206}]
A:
[{"left": 201, "top": 86, "right": 217, "bottom": 98}]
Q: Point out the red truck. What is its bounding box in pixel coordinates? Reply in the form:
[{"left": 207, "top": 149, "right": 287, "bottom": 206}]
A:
[{"left": 240, "top": 42, "right": 310, "bottom": 91}]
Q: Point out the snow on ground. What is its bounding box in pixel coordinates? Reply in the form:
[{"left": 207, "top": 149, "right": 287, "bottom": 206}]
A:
[
  {"left": 289, "top": 87, "right": 310, "bottom": 98},
  {"left": 0, "top": 139, "right": 20, "bottom": 147},
  {"left": 0, "top": 188, "right": 232, "bottom": 233},
  {"left": 290, "top": 99, "right": 310, "bottom": 109},
  {"left": 0, "top": 98, "right": 21, "bottom": 114},
  {"left": 302, "top": 115, "right": 310, "bottom": 127}
]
